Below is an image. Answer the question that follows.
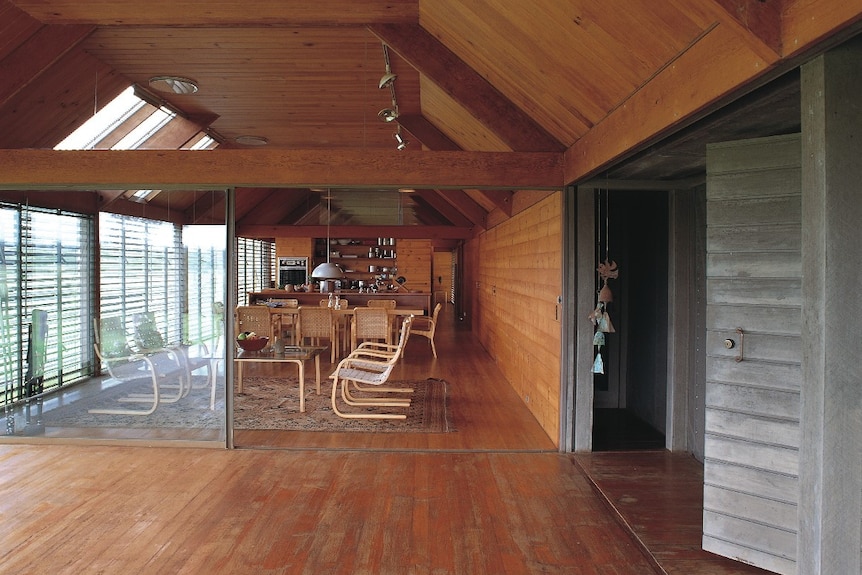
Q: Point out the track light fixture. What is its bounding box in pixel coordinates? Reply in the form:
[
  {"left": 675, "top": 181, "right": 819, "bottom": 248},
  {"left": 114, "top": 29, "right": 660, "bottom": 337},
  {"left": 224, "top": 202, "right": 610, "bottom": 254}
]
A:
[
  {"left": 378, "top": 45, "right": 397, "bottom": 89},
  {"left": 378, "top": 44, "right": 408, "bottom": 149},
  {"left": 378, "top": 108, "right": 399, "bottom": 123},
  {"left": 394, "top": 128, "right": 408, "bottom": 150}
]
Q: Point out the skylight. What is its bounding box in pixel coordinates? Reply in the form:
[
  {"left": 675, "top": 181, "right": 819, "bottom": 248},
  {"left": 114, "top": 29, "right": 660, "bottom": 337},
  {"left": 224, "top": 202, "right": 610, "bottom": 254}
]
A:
[{"left": 54, "top": 86, "right": 144, "bottom": 150}]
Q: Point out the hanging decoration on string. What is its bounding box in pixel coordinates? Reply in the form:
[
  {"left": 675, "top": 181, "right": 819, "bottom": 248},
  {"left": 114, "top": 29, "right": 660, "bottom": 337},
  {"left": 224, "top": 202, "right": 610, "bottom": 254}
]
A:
[{"left": 589, "top": 187, "right": 619, "bottom": 374}]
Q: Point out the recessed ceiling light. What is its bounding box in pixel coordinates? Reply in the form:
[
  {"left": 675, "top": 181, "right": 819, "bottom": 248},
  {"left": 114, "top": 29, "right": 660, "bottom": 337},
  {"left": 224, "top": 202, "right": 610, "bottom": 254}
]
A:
[
  {"left": 235, "top": 135, "right": 269, "bottom": 146},
  {"left": 148, "top": 76, "right": 199, "bottom": 95}
]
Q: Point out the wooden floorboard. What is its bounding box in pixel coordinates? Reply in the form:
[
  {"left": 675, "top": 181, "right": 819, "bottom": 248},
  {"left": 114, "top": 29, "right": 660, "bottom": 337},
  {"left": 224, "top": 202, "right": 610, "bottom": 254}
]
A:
[
  {"left": 0, "top": 304, "right": 779, "bottom": 573},
  {"left": 574, "top": 451, "right": 775, "bottom": 575}
]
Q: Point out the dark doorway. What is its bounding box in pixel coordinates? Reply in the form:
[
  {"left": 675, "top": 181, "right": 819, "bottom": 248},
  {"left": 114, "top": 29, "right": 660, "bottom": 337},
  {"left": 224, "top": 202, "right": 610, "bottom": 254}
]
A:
[{"left": 591, "top": 190, "right": 668, "bottom": 451}]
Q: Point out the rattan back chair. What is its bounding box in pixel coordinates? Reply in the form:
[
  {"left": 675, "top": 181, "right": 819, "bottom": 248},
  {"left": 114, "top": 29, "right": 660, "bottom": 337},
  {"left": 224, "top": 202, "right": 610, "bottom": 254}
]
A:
[
  {"left": 297, "top": 306, "right": 336, "bottom": 362},
  {"left": 234, "top": 306, "right": 274, "bottom": 343},
  {"left": 350, "top": 306, "right": 390, "bottom": 353}
]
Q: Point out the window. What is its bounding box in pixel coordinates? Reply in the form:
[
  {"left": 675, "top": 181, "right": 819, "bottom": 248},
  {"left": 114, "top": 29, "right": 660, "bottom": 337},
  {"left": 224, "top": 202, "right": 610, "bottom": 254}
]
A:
[
  {"left": 0, "top": 203, "right": 94, "bottom": 404},
  {"left": 236, "top": 237, "right": 274, "bottom": 306}
]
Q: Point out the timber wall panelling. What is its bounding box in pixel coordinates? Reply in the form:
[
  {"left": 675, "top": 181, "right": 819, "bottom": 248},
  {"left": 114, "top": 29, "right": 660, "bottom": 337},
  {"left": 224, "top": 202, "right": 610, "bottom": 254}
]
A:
[
  {"left": 470, "top": 194, "right": 562, "bottom": 443},
  {"left": 703, "top": 134, "right": 802, "bottom": 575},
  {"left": 397, "top": 239, "right": 432, "bottom": 293},
  {"left": 275, "top": 237, "right": 313, "bottom": 260}
]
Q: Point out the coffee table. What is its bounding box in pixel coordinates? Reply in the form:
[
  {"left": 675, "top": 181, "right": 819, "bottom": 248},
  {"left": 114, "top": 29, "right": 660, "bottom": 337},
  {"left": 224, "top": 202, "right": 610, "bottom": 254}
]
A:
[{"left": 234, "top": 345, "right": 327, "bottom": 412}]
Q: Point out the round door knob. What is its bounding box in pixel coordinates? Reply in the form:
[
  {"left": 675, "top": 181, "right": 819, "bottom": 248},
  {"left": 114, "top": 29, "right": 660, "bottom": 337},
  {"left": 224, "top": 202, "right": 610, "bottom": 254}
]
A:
[{"left": 724, "top": 339, "right": 736, "bottom": 349}]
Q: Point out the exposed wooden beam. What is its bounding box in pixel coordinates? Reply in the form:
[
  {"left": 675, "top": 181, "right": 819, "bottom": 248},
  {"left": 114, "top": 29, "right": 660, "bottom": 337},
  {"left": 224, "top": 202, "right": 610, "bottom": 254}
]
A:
[
  {"left": 397, "top": 115, "right": 460, "bottom": 151},
  {"left": 237, "top": 224, "right": 471, "bottom": 240},
  {"left": 436, "top": 190, "right": 487, "bottom": 228},
  {"left": 0, "top": 149, "right": 563, "bottom": 190},
  {"left": 236, "top": 188, "right": 312, "bottom": 226},
  {"left": 709, "top": 0, "right": 783, "bottom": 55},
  {"left": 10, "top": 0, "right": 418, "bottom": 25},
  {"left": 478, "top": 190, "right": 514, "bottom": 217},
  {"left": 563, "top": 23, "right": 778, "bottom": 184},
  {"left": 369, "top": 23, "right": 565, "bottom": 153},
  {"left": 0, "top": 24, "right": 94, "bottom": 108},
  {"left": 414, "top": 191, "right": 477, "bottom": 229},
  {"left": 782, "top": 0, "right": 862, "bottom": 59}
]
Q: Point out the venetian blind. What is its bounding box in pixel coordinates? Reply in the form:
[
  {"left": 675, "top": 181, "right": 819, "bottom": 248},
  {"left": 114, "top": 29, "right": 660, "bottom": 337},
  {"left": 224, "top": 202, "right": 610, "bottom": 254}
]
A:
[{"left": 0, "top": 203, "right": 95, "bottom": 402}]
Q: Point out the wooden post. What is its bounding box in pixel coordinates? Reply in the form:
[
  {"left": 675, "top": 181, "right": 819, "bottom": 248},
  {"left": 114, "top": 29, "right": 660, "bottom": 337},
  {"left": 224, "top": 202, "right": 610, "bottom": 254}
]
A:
[{"left": 798, "top": 36, "right": 862, "bottom": 575}]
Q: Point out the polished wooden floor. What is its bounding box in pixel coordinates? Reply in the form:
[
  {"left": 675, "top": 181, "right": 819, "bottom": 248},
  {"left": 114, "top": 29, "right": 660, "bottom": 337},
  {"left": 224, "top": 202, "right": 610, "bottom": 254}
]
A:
[{"left": 0, "top": 305, "right": 772, "bottom": 574}]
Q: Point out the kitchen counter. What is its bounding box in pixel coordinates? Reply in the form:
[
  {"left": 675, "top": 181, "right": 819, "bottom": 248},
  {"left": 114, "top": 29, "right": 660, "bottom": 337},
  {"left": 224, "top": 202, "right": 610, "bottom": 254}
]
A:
[{"left": 247, "top": 290, "right": 430, "bottom": 313}]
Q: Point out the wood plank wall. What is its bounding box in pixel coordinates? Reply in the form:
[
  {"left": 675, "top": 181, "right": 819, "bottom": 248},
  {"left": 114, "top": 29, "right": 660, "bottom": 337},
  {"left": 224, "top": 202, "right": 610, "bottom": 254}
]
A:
[
  {"left": 397, "top": 239, "right": 432, "bottom": 293},
  {"left": 702, "top": 134, "right": 802, "bottom": 575},
  {"left": 275, "top": 237, "right": 313, "bottom": 260},
  {"left": 465, "top": 194, "right": 562, "bottom": 444}
]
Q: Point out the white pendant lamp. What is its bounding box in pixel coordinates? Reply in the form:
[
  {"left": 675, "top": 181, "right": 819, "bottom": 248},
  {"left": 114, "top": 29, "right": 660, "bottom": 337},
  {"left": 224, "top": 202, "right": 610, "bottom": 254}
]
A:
[{"left": 311, "top": 192, "right": 345, "bottom": 280}]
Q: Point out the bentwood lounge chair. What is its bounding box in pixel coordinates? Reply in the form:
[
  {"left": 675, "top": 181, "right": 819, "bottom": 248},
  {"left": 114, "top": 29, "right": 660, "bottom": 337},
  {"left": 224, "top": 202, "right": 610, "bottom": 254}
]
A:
[
  {"left": 409, "top": 302, "right": 442, "bottom": 358},
  {"left": 90, "top": 316, "right": 186, "bottom": 416},
  {"left": 329, "top": 316, "right": 414, "bottom": 419},
  {"left": 131, "top": 312, "right": 218, "bottom": 409}
]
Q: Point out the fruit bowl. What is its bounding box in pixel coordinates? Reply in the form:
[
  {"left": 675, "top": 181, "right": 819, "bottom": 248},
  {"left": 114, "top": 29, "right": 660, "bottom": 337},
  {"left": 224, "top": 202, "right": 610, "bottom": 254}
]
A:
[{"left": 236, "top": 337, "right": 269, "bottom": 352}]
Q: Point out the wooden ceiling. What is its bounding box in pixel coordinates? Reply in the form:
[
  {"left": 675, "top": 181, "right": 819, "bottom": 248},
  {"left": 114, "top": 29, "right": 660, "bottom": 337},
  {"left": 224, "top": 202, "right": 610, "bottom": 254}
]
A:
[{"left": 0, "top": 0, "right": 860, "bottom": 240}]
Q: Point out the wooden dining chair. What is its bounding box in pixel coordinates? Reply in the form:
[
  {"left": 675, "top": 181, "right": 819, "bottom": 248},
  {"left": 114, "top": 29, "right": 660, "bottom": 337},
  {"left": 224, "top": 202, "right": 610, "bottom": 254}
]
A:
[
  {"left": 350, "top": 307, "right": 390, "bottom": 353},
  {"left": 234, "top": 306, "right": 274, "bottom": 343},
  {"left": 297, "top": 306, "right": 336, "bottom": 362},
  {"left": 274, "top": 298, "right": 299, "bottom": 344},
  {"left": 366, "top": 299, "right": 397, "bottom": 339},
  {"left": 408, "top": 302, "right": 442, "bottom": 358}
]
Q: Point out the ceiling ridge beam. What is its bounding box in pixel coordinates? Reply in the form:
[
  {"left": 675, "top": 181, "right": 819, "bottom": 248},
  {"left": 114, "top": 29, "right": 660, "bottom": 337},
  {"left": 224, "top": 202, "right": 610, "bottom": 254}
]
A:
[{"left": 369, "top": 23, "right": 565, "bottom": 153}]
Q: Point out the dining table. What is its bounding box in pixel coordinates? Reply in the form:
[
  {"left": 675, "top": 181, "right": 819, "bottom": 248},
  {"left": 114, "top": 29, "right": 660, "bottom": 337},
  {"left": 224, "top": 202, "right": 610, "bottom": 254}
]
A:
[{"left": 266, "top": 305, "right": 424, "bottom": 357}]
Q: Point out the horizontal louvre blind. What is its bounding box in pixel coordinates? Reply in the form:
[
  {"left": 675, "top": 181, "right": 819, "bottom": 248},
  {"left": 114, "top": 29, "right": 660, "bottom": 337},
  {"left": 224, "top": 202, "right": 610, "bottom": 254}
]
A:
[
  {"left": 99, "top": 213, "right": 184, "bottom": 346},
  {"left": 0, "top": 203, "right": 94, "bottom": 404},
  {"left": 236, "top": 237, "right": 274, "bottom": 306},
  {"left": 184, "top": 225, "right": 226, "bottom": 345}
]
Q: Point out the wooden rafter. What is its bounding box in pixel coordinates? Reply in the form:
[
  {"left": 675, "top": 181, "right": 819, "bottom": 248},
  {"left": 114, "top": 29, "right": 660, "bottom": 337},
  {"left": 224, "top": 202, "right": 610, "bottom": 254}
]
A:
[
  {"left": 414, "top": 190, "right": 475, "bottom": 229},
  {"left": 708, "top": 0, "right": 783, "bottom": 55},
  {"left": 369, "top": 23, "right": 565, "bottom": 153}
]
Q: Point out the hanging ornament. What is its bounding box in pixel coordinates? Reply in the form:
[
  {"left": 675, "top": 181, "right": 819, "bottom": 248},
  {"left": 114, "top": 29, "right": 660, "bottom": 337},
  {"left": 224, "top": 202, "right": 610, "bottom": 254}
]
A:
[
  {"left": 592, "top": 351, "right": 605, "bottom": 374},
  {"left": 592, "top": 331, "right": 605, "bottom": 346},
  {"left": 597, "top": 259, "right": 618, "bottom": 303}
]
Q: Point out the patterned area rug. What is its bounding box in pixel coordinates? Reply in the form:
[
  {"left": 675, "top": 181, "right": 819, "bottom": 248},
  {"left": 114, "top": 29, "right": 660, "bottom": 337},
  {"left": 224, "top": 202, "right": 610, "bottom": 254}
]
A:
[
  {"left": 234, "top": 376, "right": 453, "bottom": 433},
  {"left": 41, "top": 377, "right": 224, "bottom": 429}
]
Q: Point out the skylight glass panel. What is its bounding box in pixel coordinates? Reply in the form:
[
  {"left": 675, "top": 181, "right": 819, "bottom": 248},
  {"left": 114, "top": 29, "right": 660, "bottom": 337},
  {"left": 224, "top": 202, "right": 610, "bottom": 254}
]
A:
[
  {"left": 112, "top": 107, "right": 176, "bottom": 149},
  {"left": 54, "top": 86, "right": 145, "bottom": 150}
]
